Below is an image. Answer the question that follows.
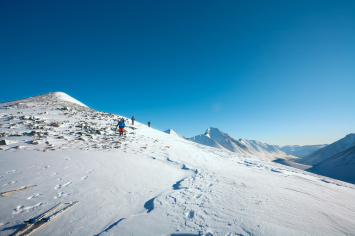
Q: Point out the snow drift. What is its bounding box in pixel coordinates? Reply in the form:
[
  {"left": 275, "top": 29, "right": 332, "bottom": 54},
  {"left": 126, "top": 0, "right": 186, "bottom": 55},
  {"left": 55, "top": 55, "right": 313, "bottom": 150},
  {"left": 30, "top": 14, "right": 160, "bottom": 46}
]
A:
[{"left": 1, "top": 92, "right": 355, "bottom": 236}]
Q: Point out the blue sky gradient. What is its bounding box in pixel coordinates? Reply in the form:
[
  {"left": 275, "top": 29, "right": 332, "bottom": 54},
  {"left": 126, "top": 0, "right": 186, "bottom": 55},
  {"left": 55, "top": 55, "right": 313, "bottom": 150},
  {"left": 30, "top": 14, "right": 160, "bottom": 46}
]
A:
[{"left": 1, "top": 0, "right": 354, "bottom": 145}]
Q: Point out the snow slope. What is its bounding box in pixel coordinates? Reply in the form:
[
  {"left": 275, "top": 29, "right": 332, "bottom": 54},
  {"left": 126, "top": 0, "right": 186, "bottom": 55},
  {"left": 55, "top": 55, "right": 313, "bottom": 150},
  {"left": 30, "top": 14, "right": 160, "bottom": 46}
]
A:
[
  {"left": 275, "top": 144, "right": 327, "bottom": 158},
  {"left": 50, "top": 92, "right": 87, "bottom": 107},
  {"left": 300, "top": 134, "right": 355, "bottom": 165},
  {"left": 0, "top": 92, "right": 87, "bottom": 108},
  {"left": 164, "top": 129, "right": 184, "bottom": 139},
  {"left": 308, "top": 145, "right": 355, "bottom": 184},
  {"left": 1, "top": 93, "right": 355, "bottom": 236},
  {"left": 188, "top": 127, "right": 297, "bottom": 161}
]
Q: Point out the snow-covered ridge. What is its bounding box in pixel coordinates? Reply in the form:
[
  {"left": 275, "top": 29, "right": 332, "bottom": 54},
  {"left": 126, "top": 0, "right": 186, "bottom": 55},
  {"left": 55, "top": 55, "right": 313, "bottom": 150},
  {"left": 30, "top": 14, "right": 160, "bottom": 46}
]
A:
[
  {"left": 301, "top": 133, "right": 355, "bottom": 165},
  {"left": 0, "top": 92, "right": 88, "bottom": 109},
  {"left": 309, "top": 145, "right": 355, "bottom": 184},
  {"left": 164, "top": 129, "right": 184, "bottom": 138},
  {"left": 50, "top": 92, "right": 87, "bottom": 107},
  {"left": 1, "top": 92, "right": 355, "bottom": 235},
  {"left": 188, "top": 127, "right": 298, "bottom": 161},
  {"left": 0, "top": 92, "right": 127, "bottom": 153}
]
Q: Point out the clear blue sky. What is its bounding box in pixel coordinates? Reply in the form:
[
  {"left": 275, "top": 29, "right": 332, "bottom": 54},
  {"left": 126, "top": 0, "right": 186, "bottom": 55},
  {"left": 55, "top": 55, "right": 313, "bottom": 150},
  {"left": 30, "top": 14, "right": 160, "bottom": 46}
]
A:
[{"left": 1, "top": 0, "right": 354, "bottom": 145}]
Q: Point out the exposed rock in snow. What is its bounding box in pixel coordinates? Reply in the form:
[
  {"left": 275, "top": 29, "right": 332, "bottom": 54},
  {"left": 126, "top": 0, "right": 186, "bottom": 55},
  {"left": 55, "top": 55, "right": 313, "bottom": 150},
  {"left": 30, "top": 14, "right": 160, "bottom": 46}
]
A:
[
  {"left": 1, "top": 93, "right": 355, "bottom": 236},
  {"left": 275, "top": 144, "right": 328, "bottom": 158},
  {"left": 301, "top": 133, "right": 355, "bottom": 165},
  {"left": 0, "top": 140, "right": 7, "bottom": 145}
]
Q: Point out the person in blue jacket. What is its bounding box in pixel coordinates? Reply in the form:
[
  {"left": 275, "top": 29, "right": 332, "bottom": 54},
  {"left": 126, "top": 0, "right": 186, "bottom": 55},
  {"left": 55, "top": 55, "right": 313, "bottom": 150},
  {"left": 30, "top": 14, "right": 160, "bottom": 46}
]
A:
[{"left": 116, "top": 119, "right": 125, "bottom": 136}]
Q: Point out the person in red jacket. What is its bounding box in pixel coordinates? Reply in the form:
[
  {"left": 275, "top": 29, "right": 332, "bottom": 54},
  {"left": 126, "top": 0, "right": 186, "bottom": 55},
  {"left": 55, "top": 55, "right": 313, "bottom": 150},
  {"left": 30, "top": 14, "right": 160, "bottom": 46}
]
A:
[{"left": 116, "top": 119, "right": 125, "bottom": 136}]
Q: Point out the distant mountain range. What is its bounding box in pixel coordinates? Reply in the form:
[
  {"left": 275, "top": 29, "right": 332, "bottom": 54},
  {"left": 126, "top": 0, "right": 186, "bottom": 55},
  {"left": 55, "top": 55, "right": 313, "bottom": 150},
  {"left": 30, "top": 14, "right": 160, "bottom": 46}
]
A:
[
  {"left": 183, "top": 127, "right": 297, "bottom": 161},
  {"left": 275, "top": 144, "right": 327, "bottom": 158},
  {"left": 2, "top": 92, "right": 355, "bottom": 234},
  {"left": 165, "top": 128, "right": 355, "bottom": 184}
]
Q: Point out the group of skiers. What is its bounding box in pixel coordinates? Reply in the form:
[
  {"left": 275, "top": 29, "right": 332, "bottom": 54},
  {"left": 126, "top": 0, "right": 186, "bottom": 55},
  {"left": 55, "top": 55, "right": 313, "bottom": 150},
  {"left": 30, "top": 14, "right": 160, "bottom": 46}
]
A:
[{"left": 115, "top": 116, "right": 151, "bottom": 136}]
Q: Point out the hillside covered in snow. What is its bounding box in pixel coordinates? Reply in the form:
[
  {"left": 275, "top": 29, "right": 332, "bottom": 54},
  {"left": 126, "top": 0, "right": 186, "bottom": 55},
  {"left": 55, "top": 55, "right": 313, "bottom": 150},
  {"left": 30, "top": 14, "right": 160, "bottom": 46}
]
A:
[
  {"left": 164, "top": 129, "right": 184, "bottom": 139},
  {"left": 187, "top": 127, "right": 298, "bottom": 161},
  {"left": 1, "top": 92, "right": 355, "bottom": 236},
  {"left": 274, "top": 135, "right": 355, "bottom": 184},
  {"left": 309, "top": 145, "right": 355, "bottom": 184},
  {"left": 300, "top": 133, "right": 355, "bottom": 165}
]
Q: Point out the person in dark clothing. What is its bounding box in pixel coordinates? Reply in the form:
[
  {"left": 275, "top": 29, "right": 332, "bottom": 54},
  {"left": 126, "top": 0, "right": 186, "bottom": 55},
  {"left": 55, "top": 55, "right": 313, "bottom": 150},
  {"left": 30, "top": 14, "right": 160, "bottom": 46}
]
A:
[
  {"left": 131, "top": 116, "right": 135, "bottom": 125},
  {"left": 116, "top": 119, "right": 125, "bottom": 136},
  {"left": 148, "top": 121, "right": 151, "bottom": 127}
]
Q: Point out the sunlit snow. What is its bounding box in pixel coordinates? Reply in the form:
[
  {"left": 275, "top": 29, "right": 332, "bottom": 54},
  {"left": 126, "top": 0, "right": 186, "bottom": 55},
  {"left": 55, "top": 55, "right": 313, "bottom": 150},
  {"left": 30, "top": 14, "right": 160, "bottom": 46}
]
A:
[{"left": 0, "top": 93, "right": 354, "bottom": 236}]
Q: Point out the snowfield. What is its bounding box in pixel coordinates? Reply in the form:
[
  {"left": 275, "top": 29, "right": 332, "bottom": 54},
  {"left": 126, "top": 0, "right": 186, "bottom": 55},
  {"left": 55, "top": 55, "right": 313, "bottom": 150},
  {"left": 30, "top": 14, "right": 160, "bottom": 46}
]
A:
[{"left": 1, "top": 93, "right": 355, "bottom": 236}]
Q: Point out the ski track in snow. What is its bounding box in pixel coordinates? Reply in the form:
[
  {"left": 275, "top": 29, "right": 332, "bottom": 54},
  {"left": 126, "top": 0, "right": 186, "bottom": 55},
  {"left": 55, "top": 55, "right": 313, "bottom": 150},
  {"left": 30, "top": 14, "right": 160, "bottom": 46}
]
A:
[
  {"left": 1, "top": 93, "right": 355, "bottom": 236},
  {"left": 92, "top": 157, "right": 198, "bottom": 235}
]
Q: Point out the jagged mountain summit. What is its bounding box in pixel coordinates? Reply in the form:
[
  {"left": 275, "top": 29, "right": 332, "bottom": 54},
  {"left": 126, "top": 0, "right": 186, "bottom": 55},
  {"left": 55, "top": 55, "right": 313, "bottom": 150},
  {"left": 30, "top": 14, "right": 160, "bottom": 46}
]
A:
[
  {"left": 188, "top": 127, "right": 297, "bottom": 161},
  {"left": 188, "top": 133, "right": 226, "bottom": 150},
  {"left": 275, "top": 144, "right": 328, "bottom": 158},
  {"left": 300, "top": 133, "right": 355, "bottom": 165},
  {"left": 1, "top": 92, "right": 355, "bottom": 235}
]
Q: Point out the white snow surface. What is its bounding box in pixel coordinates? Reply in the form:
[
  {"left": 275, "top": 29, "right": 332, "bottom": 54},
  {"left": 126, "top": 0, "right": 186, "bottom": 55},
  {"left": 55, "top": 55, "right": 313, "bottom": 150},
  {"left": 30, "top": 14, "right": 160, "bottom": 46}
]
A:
[
  {"left": 188, "top": 127, "right": 298, "bottom": 161},
  {"left": 275, "top": 144, "right": 328, "bottom": 158},
  {"left": 1, "top": 94, "right": 355, "bottom": 236},
  {"left": 301, "top": 134, "right": 355, "bottom": 165},
  {"left": 309, "top": 145, "right": 355, "bottom": 184},
  {"left": 187, "top": 134, "right": 226, "bottom": 150},
  {"left": 0, "top": 92, "right": 87, "bottom": 108},
  {"left": 164, "top": 129, "right": 184, "bottom": 138},
  {"left": 51, "top": 92, "right": 87, "bottom": 107}
]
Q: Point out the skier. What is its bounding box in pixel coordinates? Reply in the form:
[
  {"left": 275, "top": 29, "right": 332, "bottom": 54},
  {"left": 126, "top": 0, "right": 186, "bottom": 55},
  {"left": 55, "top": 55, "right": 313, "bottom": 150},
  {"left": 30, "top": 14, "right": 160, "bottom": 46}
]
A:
[
  {"left": 131, "top": 116, "right": 135, "bottom": 125},
  {"left": 116, "top": 119, "right": 126, "bottom": 136},
  {"left": 148, "top": 121, "right": 151, "bottom": 127}
]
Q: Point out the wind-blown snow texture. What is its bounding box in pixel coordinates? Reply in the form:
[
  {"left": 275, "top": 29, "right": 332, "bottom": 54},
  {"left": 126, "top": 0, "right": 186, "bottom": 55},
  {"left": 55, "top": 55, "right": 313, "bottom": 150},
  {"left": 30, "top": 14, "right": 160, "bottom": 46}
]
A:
[
  {"left": 1, "top": 92, "right": 355, "bottom": 236},
  {"left": 188, "top": 127, "right": 297, "bottom": 161},
  {"left": 275, "top": 144, "right": 327, "bottom": 158}
]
